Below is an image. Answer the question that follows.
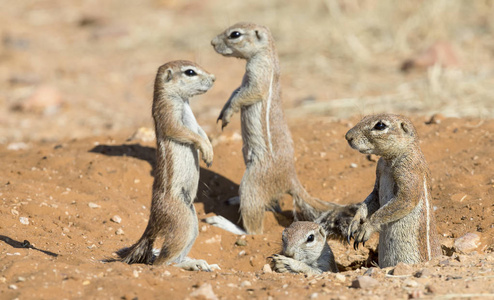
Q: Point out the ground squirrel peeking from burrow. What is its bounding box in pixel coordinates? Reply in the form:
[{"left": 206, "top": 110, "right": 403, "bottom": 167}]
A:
[
  {"left": 346, "top": 114, "right": 441, "bottom": 268},
  {"left": 271, "top": 221, "right": 338, "bottom": 275},
  {"left": 116, "top": 60, "right": 219, "bottom": 271},
  {"left": 205, "top": 22, "right": 339, "bottom": 235}
]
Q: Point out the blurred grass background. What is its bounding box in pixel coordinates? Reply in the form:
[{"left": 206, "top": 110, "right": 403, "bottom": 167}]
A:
[{"left": 1, "top": 0, "right": 493, "bottom": 142}]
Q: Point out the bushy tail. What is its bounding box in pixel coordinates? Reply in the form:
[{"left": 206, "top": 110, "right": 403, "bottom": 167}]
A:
[
  {"left": 290, "top": 180, "right": 343, "bottom": 221},
  {"left": 117, "top": 235, "right": 155, "bottom": 265},
  {"left": 316, "top": 203, "right": 360, "bottom": 240}
]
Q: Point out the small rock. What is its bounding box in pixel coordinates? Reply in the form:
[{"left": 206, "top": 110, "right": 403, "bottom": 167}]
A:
[
  {"left": 163, "top": 270, "right": 171, "bottom": 276},
  {"left": 8, "top": 284, "right": 18, "bottom": 290},
  {"left": 190, "top": 283, "right": 218, "bottom": 300},
  {"left": 335, "top": 273, "right": 346, "bottom": 282},
  {"left": 111, "top": 215, "right": 122, "bottom": 224},
  {"left": 392, "top": 262, "right": 413, "bottom": 276},
  {"left": 240, "top": 281, "right": 251, "bottom": 287},
  {"left": 82, "top": 280, "right": 90, "bottom": 286},
  {"left": 351, "top": 276, "right": 379, "bottom": 289},
  {"left": 19, "top": 217, "right": 29, "bottom": 225},
  {"left": 235, "top": 239, "right": 247, "bottom": 246},
  {"left": 88, "top": 202, "right": 101, "bottom": 209},
  {"left": 133, "top": 270, "right": 139, "bottom": 278},
  {"left": 310, "top": 292, "right": 319, "bottom": 299},
  {"left": 262, "top": 264, "right": 272, "bottom": 273},
  {"left": 115, "top": 228, "right": 124, "bottom": 235},
  {"left": 238, "top": 250, "right": 246, "bottom": 256},
  {"left": 17, "top": 276, "right": 26, "bottom": 282},
  {"left": 454, "top": 233, "right": 481, "bottom": 254},
  {"left": 403, "top": 279, "right": 419, "bottom": 288},
  {"left": 350, "top": 163, "right": 358, "bottom": 168},
  {"left": 414, "top": 268, "right": 432, "bottom": 278}
]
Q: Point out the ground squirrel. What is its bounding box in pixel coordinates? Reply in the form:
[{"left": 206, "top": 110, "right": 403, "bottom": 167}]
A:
[
  {"left": 206, "top": 22, "right": 336, "bottom": 234},
  {"left": 117, "top": 60, "right": 219, "bottom": 271},
  {"left": 271, "top": 221, "right": 338, "bottom": 275},
  {"left": 346, "top": 114, "right": 441, "bottom": 268}
]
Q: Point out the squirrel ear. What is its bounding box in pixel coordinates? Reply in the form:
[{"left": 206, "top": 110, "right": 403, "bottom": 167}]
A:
[
  {"left": 319, "top": 227, "right": 327, "bottom": 240},
  {"left": 255, "top": 29, "right": 267, "bottom": 42},
  {"left": 400, "top": 121, "right": 415, "bottom": 137},
  {"left": 164, "top": 68, "right": 173, "bottom": 82}
]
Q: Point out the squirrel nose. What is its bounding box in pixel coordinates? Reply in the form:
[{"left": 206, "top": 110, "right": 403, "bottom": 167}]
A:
[
  {"left": 345, "top": 130, "right": 354, "bottom": 142},
  {"left": 284, "top": 249, "right": 294, "bottom": 258}
]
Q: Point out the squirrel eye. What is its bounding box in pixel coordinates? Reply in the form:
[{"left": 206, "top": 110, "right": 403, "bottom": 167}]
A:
[
  {"left": 228, "top": 31, "right": 241, "bottom": 39},
  {"left": 306, "top": 234, "right": 315, "bottom": 243},
  {"left": 184, "top": 69, "right": 197, "bottom": 77},
  {"left": 373, "top": 121, "right": 387, "bottom": 131}
]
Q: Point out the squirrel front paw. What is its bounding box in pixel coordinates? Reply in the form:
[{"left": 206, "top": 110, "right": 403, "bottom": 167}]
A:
[
  {"left": 351, "top": 221, "right": 377, "bottom": 250},
  {"left": 199, "top": 142, "right": 214, "bottom": 167},
  {"left": 347, "top": 204, "right": 368, "bottom": 244},
  {"left": 270, "top": 254, "right": 298, "bottom": 274},
  {"left": 217, "top": 107, "right": 234, "bottom": 130}
]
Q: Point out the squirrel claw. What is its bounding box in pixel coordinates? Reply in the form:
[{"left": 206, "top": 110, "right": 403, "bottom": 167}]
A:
[{"left": 353, "top": 241, "right": 359, "bottom": 250}]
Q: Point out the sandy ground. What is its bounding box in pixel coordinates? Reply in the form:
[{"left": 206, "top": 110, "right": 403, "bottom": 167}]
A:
[{"left": 1, "top": 1, "right": 494, "bottom": 299}]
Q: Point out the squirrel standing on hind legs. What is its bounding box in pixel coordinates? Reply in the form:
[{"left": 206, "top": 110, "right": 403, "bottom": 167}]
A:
[
  {"left": 116, "top": 60, "right": 219, "bottom": 271},
  {"left": 345, "top": 114, "right": 441, "bottom": 268},
  {"left": 205, "top": 22, "right": 342, "bottom": 235}
]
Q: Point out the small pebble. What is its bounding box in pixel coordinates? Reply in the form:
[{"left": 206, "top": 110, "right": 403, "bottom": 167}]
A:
[
  {"left": 88, "top": 202, "right": 101, "bottom": 209},
  {"left": 115, "top": 228, "right": 124, "bottom": 235},
  {"left": 262, "top": 264, "right": 272, "bottom": 273},
  {"left": 19, "top": 217, "right": 29, "bottom": 225},
  {"left": 240, "top": 281, "right": 251, "bottom": 287},
  {"left": 310, "top": 292, "right": 319, "bottom": 299},
  {"left": 403, "top": 279, "right": 419, "bottom": 288},
  {"left": 8, "top": 284, "right": 18, "bottom": 290},
  {"left": 392, "top": 262, "right": 413, "bottom": 276},
  {"left": 163, "top": 270, "right": 171, "bottom": 276},
  {"left": 351, "top": 276, "right": 379, "bottom": 289},
  {"left": 111, "top": 215, "right": 122, "bottom": 224},
  {"left": 350, "top": 163, "right": 358, "bottom": 168},
  {"left": 335, "top": 273, "right": 346, "bottom": 282},
  {"left": 454, "top": 233, "right": 481, "bottom": 254},
  {"left": 235, "top": 239, "right": 247, "bottom": 246}
]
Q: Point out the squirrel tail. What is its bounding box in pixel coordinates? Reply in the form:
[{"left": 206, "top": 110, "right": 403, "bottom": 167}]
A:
[
  {"left": 118, "top": 232, "right": 155, "bottom": 265},
  {"left": 290, "top": 179, "right": 341, "bottom": 221}
]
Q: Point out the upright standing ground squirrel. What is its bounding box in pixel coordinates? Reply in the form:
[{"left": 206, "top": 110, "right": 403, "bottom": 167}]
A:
[
  {"left": 206, "top": 22, "right": 336, "bottom": 234},
  {"left": 271, "top": 221, "right": 338, "bottom": 275},
  {"left": 346, "top": 114, "right": 441, "bottom": 268},
  {"left": 117, "top": 60, "right": 218, "bottom": 271}
]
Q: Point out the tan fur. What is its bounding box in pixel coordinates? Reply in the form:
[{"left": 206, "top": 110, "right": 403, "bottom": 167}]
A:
[
  {"left": 346, "top": 114, "right": 441, "bottom": 268},
  {"left": 271, "top": 221, "right": 338, "bottom": 275},
  {"left": 118, "top": 60, "right": 218, "bottom": 271},
  {"left": 211, "top": 22, "right": 335, "bottom": 234}
]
